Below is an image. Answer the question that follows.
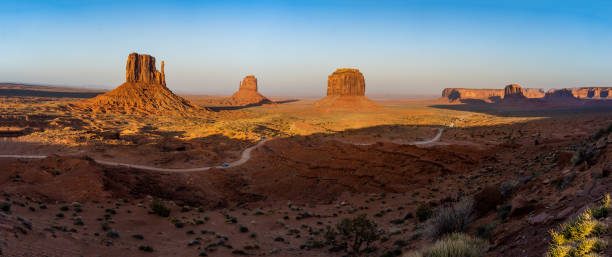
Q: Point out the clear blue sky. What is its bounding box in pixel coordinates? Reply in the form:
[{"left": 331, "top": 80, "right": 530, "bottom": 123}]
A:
[{"left": 1, "top": 0, "right": 611, "bottom": 96}]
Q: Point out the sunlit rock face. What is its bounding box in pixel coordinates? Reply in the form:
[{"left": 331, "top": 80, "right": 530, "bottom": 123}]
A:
[
  {"left": 326, "top": 68, "right": 365, "bottom": 96},
  {"left": 223, "top": 75, "right": 271, "bottom": 106},
  {"left": 571, "top": 87, "right": 612, "bottom": 99},
  {"left": 239, "top": 75, "right": 258, "bottom": 92},
  {"left": 79, "top": 53, "right": 199, "bottom": 115},
  {"left": 315, "top": 68, "right": 380, "bottom": 111},
  {"left": 125, "top": 53, "right": 165, "bottom": 85},
  {"left": 441, "top": 88, "right": 504, "bottom": 102}
]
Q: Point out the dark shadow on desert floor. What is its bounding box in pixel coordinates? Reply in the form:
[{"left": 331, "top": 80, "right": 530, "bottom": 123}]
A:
[
  {"left": 0, "top": 88, "right": 103, "bottom": 98},
  {"left": 206, "top": 98, "right": 299, "bottom": 112},
  {"left": 430, "top": 99, "right": 612, "bottom": 117}
]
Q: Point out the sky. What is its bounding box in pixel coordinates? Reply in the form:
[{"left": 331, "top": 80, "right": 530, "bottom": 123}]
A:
[{"left": 0, "top": 0, "right": 611, "bottom": 96}]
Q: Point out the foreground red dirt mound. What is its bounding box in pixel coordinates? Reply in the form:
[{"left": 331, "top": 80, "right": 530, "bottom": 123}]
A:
[
  {"left": 0, "top": 156, "right": 110, "bottom": 202},
  {"left": 78, "top": 53, "right": 201, "bottom": 115}
]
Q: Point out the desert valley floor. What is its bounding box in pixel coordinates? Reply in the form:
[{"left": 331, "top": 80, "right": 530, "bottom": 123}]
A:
[{"left": 1, "top": 85, "right": 612, "bottom": 257}]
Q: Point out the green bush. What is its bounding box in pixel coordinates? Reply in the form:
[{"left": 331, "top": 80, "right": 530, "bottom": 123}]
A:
[
  {"left": 405, "top": 233, "right": 486, "bottom": 257},
  {"left": 546, "top": 194, "right": 609, "bottom": 257},
  {"left": 150, "top": 198, "right": 171, "bottom": 217}
]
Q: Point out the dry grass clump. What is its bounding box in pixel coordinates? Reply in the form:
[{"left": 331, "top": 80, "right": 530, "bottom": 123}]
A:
[
  {"left": 427, "top": 200, "right": 474, "bottom": 239},
  {"left": 546, "top": 194, "right": 610, "bottom": 257},
  {"left": 404, "top": 233, "right": 486, "bottom": 257}
]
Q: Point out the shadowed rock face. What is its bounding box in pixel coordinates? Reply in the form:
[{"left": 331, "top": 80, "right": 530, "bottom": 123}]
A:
[
  {"left": 125, "top": 53, "right": 165, "bottom": 85},
  {"left": 504, "top": 84, "right": 526, "bottom": 99},
  {"left": 327, "top": 68, "right": 365, "bottom": 96},
  {"left": 545, "top": 88, "right": 577, "bottom": 99}
]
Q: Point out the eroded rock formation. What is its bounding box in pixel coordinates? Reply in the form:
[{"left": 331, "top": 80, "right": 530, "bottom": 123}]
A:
[
  {"left": 220, "top": 75, "right": 271, "bottom": 106},
  {"left": 571, "top": 87, "right": 612, "bottom": 99},
  {"left": 79, "top": 53, "right": 200, "bottom": 115},
  {"left": 125, "top": 53, "right": 165, "bottom": 85},
  {"left": 327, "top": 68, "right": 365, "bottom": 96},
  {"left": 441, "top": 88, "right": 504, "bottom": 103},
  {"left": 524, "top": 88, "right": 546, "bottom": 98},
  {"left": 239, "top": 75, "right": 258, "bottom": 92},
  {"left": 545, "top": 88, "right": 577, "bottom": 100},
  {"left": 442, "top": 86, "right": 547, "bottom": 102},
  {"left": 315, "top": 68, "right": 380, "bottom": 111},
  {"left": 504, "top": 84, "right": 526, "bottom": 99}
]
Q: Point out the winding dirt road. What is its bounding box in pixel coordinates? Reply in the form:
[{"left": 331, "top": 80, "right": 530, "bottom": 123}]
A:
[{"left": 0, "top": 127, "right": 445, "bottom": 172}]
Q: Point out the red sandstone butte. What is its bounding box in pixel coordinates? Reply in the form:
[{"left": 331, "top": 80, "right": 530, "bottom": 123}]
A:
[
  {"left": 221, "top": 75, "right": 272, "bottom": 106},
  {"left": 315, "top": 68, "right": 380, "bottom": 111},
  {"left": 80, "top": 53, "right": 200, "bottom": 115}
]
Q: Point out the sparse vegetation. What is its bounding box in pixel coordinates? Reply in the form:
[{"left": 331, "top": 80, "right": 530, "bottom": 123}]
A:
[
  {"left": 475, "top": 222, "right": 496, "bottom": 239},
  {"left": 138, "top": 245, "right": 154, "bottom": 252},
  {"left": 416, "top": 203, "right": 433, "bottom": 222},
  {"left": 427, "top": 200, "right": 474, "bottom": 239},
  {"left": 150, "top": 198, "right": 171, "bottom": 217},
  {"left": 404, "top": 233, "right": 486, "bottom": 257},
  {"left": 0, "top": 201, "right": 11, "bottom": 212},
  {"left": 325, "top": 214, "right": 382, "bottom": 255},
  {"left": 546, "top": 194, "right": 610, "bottom": 257}
]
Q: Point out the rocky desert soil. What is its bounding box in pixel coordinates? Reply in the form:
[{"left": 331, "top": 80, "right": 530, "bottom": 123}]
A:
[{"left": 2, "top": 84, "right": 612, "bottom": 256}]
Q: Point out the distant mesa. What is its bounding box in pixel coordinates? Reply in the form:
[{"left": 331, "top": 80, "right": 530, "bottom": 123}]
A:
[
  {"left": 503, "top": 84, "right": 526, "bottom": 99},
  {"left": 78, "top": 53, "right": 201, "bottom": 115},
  {"left": 441, "top": 83, "right": 612, "bottom": 105},
  {"left": 314, "top": 68, "right": 380, "bottom": 111},
  {"left": 218, "top": 75, "right": 272, "bottom": 106},
  {"left": 441, "top": 88, "right": 505, "bottom": 103},
  {"left": 571, "top": 87, "right": 612, "bottom": 99},
  {"left": 544, "top": 88, "right": 578, "bottom": 101}
]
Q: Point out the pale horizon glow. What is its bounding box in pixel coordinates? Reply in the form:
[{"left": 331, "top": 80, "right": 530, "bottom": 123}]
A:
[{"left": 1, "top": 0, "right": 611, "bottom": 97}]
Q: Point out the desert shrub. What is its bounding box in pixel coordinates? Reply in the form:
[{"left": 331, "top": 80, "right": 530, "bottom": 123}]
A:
[
  {"left": 571, "top": 150, "right": 586, "bottom": 166},
  {"left": 416, "top": 203, "right": 433, "bottom": 222},
  {"left": 496, "top": 204, "right": 512, "bottom": 221},
  {"left": 591, "top": 194, "right": 611, "bottom": 219},
  {"left": 475, "top": 222, "right": 496, "bottom": 239},
  {"left": 591, "top": 129, "right": 606, "bottom": 141},
  {"left": 138, "top": 245, "right": 154, "bottom": 252},
  {"left": 546, "top": 194, "right": 609, "bottom": 257},
  {"left": 150, "top": 198, "right": 171, "bottom": 217},
  {"left": 404, "top": 233, "right": 486, "bottom": 257},
  {"left": 0, "top": 201, "right": 11, "bottom": 212},
  {"left": 498, "top": 180, "right": 518, "bottom": 199},
  {"left": 326, "top": 214, "right": 382, "bottom": 255},
  {"left": 427, "top": 200, "right": 474, "bottom": 239}
]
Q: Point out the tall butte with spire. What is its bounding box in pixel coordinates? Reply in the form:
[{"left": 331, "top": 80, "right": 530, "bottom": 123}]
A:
[
  {"left": 80, "top": 53, "right": 200, "bottom": 115},
  {"left": 220, "top": 75, "right": 271, "bottom": 106},
  {"left": 314, "top": 68, "right": 380, "bottom": 111}
]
